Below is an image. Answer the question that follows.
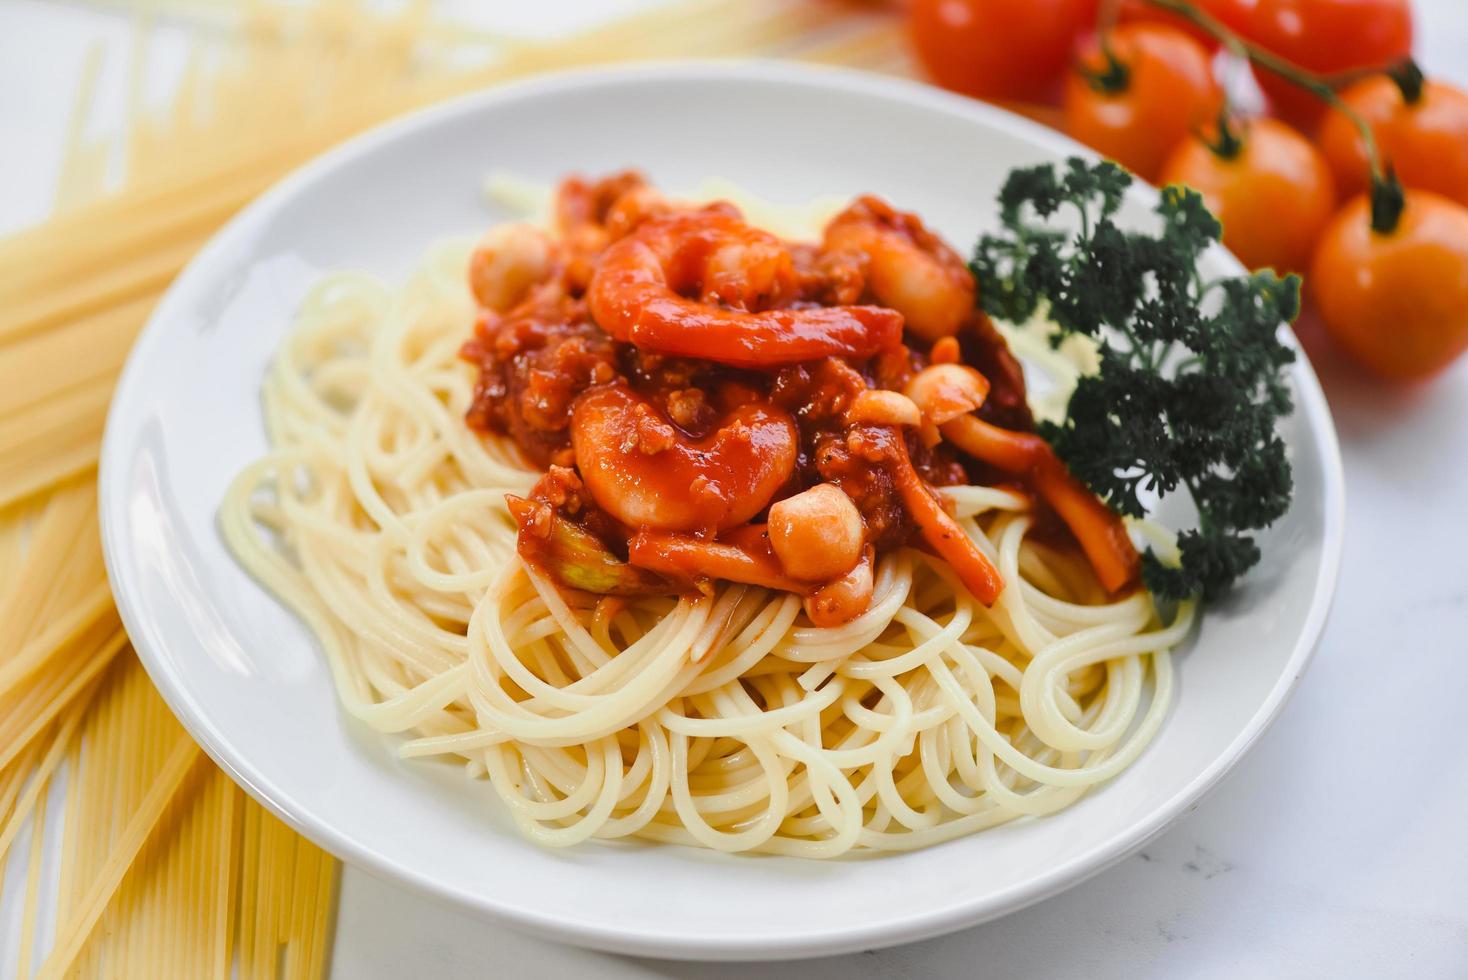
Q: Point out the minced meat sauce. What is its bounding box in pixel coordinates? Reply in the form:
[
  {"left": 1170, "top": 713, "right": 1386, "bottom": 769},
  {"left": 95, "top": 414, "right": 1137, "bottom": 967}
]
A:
[
  {"left": 450, "top": 170, "right": 1123, "bottom": 620},
  {"left": 461, "top": 281, "right": 1032, "bottom": 556}
]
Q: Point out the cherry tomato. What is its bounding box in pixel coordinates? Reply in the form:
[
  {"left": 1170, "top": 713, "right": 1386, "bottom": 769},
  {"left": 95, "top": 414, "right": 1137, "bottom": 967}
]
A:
[
  {"left": 910, "top": 0, "right": 1097, "bottom": 103},
  {"left": 1318, "top": 74, "right": 1468, "bottom": 209},
  {"left": 1242, "top": 0, "right": 1413, "bottom": 127},
  {"left": 1117, "top": 0, "right": 1252, "bottom": 50},
  {"left": 1063, "top": 23, "right": 1222, "bottom": 181},
  {"left": 1160, "top": 117, "right": 1335, "bottom": 274},
  {"left": 1311, "top": 190, "right": 1468, "bottom": 380}
]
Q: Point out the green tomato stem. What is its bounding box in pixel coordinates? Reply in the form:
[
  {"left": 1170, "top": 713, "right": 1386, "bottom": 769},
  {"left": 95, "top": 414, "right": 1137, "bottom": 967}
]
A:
[
  {"left": 1140, "top": 0, "right": 1393, "bottom": 204},
  {"left": 1370, "top": 168, "right": 1407, "bottom": 234},
  {"left": 1388, "top": 59, "right": 1426, "bottom": 105},
  {"left": 1203, "top": 107, "right": 1245, "bottom": 160},
  {"left": 1090, "top": 0, "right": 1132, "bottom": 93}
]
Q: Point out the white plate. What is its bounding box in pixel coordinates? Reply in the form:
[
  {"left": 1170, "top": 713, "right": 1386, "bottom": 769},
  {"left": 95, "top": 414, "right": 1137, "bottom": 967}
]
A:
[{"left": 99, "top": 62, "right": 1345, "bottom": 961}]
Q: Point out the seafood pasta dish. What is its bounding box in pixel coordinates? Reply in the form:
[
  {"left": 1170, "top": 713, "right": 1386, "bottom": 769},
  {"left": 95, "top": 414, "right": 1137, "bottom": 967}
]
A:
[{"left": 221, "top": 170, "right": 1198, "bottom": 857}]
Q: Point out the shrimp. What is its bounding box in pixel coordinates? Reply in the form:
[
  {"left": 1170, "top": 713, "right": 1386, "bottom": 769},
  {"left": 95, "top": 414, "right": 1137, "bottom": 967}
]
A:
[
  {"left": 569, "top": 383, "right": 798, "bottom": 533},
  {"left": 587, "top": 209, "right": 904, "bottom": 369},
  {"left": 823, "top": 196, "right": 976, "bottom": 342}
]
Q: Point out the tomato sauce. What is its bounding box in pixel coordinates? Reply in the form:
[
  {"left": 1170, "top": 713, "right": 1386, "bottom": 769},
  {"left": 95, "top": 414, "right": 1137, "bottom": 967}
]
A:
[{"left": 460, "top": 171, "right": 1132, "bottom": 623}]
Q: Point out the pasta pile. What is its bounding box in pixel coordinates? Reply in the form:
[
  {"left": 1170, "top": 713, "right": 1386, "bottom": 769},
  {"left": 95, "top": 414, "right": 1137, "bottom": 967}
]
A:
[{"left": 219, "top": 219, "right": 1188, "bottom": 856}]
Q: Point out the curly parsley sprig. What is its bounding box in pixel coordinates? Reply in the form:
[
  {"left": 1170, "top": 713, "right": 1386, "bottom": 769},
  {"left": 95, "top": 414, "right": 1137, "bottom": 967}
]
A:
[{"left": 971, "top": 157, "right": 1297, "bottom": 600}]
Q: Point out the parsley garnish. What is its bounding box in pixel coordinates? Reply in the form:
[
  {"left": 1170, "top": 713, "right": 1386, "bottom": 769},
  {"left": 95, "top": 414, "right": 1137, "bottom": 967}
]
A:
[{"left": 971, "top": 158, "right": 1297, "bottom": 600}]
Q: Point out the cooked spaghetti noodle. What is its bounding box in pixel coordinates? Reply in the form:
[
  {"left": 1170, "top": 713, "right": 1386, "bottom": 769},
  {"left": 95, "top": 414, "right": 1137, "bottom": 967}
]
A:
[{"left": 221, "top": 185, "right": 1192, "bottom": 857}]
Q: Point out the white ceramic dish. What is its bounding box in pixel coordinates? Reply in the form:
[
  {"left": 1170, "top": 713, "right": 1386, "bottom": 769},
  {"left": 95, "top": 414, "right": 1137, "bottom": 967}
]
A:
[{"left": 99, "top": 62, "right": 1345, "bottom": 961}]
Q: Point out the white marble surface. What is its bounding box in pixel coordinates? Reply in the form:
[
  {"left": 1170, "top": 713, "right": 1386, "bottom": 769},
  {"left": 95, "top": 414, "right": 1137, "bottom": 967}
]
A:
[{"left": 3, "top": 1, "right": 1467, "bottom": 976}]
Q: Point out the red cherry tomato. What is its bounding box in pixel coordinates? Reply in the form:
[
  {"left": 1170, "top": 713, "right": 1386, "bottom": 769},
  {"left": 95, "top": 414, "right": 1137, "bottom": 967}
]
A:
[
  {"left": 910, "top": 0, "right": 1098, "bottom": 103},
  {"left": 1160, "top": 117, "right": 1336, "bottom": 274},
  {"left": 1242, "top": 0, "right": 1413, "bottom": 127},
  {"left": 1311, "top": 190, "right": 1468, "bottom": 380},
  {"left": 1063, "top": 23, "right": 1222, "bottom": 181},
  {"left": 1318, "top": 74, "right": 1468, "bottom": 208}
]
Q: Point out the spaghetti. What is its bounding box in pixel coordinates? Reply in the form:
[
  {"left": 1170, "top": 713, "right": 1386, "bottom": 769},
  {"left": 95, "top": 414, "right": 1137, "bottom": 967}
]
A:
[{"left": 221, "top": 182, "right": 1193, "bottom": 857}]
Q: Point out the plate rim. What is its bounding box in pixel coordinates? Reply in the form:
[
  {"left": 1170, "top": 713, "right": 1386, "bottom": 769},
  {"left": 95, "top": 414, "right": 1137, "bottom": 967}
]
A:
[{"left": 98, "top": 58, "right": 1347, "bottom": 961}]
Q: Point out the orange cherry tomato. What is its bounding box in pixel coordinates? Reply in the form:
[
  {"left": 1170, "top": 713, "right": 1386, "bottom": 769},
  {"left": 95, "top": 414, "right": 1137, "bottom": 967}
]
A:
[
  {"left": 1311, "top": 190, "right": 1468, "bottom": 380},
  {"left": 1159, "top": 117, "right": 1336, "bottom": 274},
  {"left": 1242, "top": 0, "right": 1413, "bottom": 127},
  {"left": 1318, "top": 74, "right": 1468, "bottom": 208},
  {"left": 910, "top": 0, "right": 1097, "bottom": 103},
  {"left": 1064, "top": 23, "right": 1222, "bottom": 182}
]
